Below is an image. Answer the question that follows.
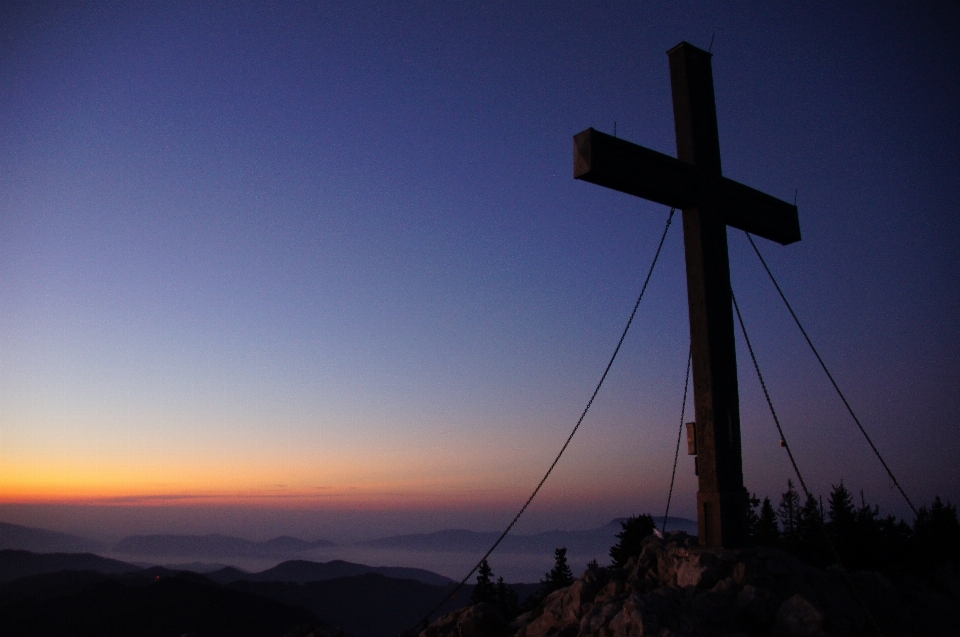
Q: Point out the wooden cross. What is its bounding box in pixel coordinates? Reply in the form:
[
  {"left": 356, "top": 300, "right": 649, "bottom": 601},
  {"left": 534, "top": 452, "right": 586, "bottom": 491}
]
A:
[{"left": 573, "top": 42, "right": 800, "bottom": 548}]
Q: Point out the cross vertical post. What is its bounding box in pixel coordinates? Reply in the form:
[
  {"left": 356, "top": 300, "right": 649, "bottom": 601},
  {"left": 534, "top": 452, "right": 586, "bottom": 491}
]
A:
[
  {"left": 572, "top": 41, "right": 800, "bottom": 548},
  {"left": 669, "top": 43, "right": 745, "bottom": 548}
]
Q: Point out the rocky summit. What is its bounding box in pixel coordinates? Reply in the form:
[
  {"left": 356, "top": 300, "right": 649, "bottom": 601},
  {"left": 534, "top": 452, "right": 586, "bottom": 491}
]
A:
[{"left": 420, "top": 532, "right": 960, "bottom": 637}]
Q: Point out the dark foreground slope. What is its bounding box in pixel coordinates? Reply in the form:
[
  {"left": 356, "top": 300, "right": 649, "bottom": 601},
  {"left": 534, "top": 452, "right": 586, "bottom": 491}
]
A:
[
  {"left": 0, "top": 549, "right": 141, "bottom": 584},
  {"left": 231, "top": 573, "right": 469, "bottom": 637},
  {"left": 0, "top": 564, "right": 474, "bottom": 637},
  {"left": 0, "top": 569, "right": 323, "bottom": 637}
]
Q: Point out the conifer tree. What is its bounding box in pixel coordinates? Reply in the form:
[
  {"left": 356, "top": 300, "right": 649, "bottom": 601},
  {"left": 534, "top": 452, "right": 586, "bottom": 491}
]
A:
[
  {"left": 756, "top": 497, "right": 780, "bottom": 545},
  {"left": 828, "top": 480, "right": 856, "bottom": 530},
  {"left": 914, "top": 497, "right": 960, "bottom": 570},
  {"left": 495, "top": 576, "right": 520, "bottom": 618},
  {"left": 738, "top": 481, "right": 957, "bottom": 582},
  {"left": 778, "top": 479, "right": 801, "bottom": 541},
  {"left": 798, "top": 491, "right": 822, "bottom": 536},
  {"left": 523, "top": 547, "right": 577, "bottom": 612},
  {"left": 827, "top": 480, "right": 857, "bottom": 559},
  {"left": 471, "top": 559, "right": 496, "bottom": 605},
  {"left": 796, "top": 491, "right": 825, "bottom": 565},
  {"left": 745, "top": 493, "right": 762, "bottom": 542},
  {"left": 543, "top": 547, "right": 574, "bottom": 591},
  {"left": 609, "top": 514, "right": 655, "bottom": 567}
]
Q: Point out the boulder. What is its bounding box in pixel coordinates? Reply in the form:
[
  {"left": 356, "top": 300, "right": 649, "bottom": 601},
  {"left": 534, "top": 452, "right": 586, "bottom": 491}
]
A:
[
  {"left": 516, "top": 584, "right": 589, "bottom": 637},
  {"left": 605, "top": 593, "right": 659, "bottom": 637},
  {"left": 421, "top": 603, "right": 507, "bottom": 637},
  {"left": 774, "top": 593, "right": 824, "bottom": 637},
  {"left": 736, "top": 583, "right": 776, "bottom": 626},
  {"left": 657, "top": 544, "right": 722, "bottom": 590}
]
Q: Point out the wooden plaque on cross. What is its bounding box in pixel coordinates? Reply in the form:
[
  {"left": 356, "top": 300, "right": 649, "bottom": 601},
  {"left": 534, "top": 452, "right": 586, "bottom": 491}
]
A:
[{"left": 573, "top": 42, "right": 800, "bottom": 548}]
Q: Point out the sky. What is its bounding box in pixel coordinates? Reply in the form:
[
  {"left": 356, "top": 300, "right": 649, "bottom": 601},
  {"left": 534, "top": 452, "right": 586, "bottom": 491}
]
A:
[{"left": 1, "top": 1, "right": 959, "bottom": 544}]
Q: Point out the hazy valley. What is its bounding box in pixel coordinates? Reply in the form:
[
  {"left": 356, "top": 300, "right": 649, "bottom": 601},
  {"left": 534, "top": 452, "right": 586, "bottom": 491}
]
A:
[
  {"left": 1, "top": 518, "right": 701, "bottom": 636},
  {"left": 1, "top": 517, "right": 698, "bottom": 583}
]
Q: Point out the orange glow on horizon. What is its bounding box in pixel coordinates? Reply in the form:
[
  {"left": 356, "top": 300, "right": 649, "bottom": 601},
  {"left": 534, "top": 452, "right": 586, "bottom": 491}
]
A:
[
  {"left": 0, "top": 485, "right": 534, "bottom": 510},
  {"left": 0, "top": 468, "right": 657, "bottom": 512},
  {"left": 1, "top": 434, "right": 669, "bottom": 513},
  {"left": 0, "top": 461, "right": 536, "bottom": 509}
]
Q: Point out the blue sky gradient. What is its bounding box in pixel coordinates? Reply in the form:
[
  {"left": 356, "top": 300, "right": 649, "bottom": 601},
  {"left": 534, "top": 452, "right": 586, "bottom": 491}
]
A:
[{"left": 2, "top": 1, "right": 958, "bottom": 541}]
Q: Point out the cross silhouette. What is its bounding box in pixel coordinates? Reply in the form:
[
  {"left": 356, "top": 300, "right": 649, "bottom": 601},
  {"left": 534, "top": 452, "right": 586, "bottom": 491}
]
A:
[{"left": 573, "top": 42, "right": 800, "bottom": 547}]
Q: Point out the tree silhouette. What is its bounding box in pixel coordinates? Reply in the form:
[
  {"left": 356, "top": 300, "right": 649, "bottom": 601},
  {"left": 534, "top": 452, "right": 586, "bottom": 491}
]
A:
[
  {"left": 914, "top": 496, "right": 960, "bottom": 571},
  {"left": 609, "top": 514, "right": 655, "bottom": 567},
  {"left": 778, "top": 479, "right": 801, "bottom": 542},
  {"left": 471, "top": 559, "right": 496, "bottom": 605},
  {"left": 495, "top": 576, "right": 520, "bottom": 618},
  {"left": 798, "top": 492, "right": 822, "bottom": 538},
  {"left": 828, "top": 481, "right": 856, "bottom": 530},
  {"left": 756, "top": 497, "right": 780, "bottom": 546},
  {"left": 542, "top": 547, "right": 574, "bottom": 591},
  {"left": 790, "top": 490, "right": 825, "bottom": 565},
  {"left": 827, "top": 480, "right": 857, "bottom": 560},
  {"left": 524, "top": 547, "right": 575, "bottom": 611},
  {"left": 747, "top": 479, "right": 960, "bottom": 583},
  {"left": 745, "top": 493, "right": 762, "bottom": 542}
]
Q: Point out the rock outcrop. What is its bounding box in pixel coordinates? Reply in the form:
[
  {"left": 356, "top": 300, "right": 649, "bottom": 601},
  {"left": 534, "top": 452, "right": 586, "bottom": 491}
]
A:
[{"left": 420, "top": 533, "right": 960, "bottom": 637}]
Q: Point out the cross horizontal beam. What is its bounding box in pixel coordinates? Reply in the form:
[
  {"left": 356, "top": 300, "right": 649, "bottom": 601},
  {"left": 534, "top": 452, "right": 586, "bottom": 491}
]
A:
[{"left": 574, "top": 127, "right": 801, "bottom": 245}]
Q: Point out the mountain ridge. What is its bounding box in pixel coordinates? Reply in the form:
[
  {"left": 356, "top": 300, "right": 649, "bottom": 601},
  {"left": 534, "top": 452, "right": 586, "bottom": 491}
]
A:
[
  {"left": 207, "top": 558, "right": 453, "bottom": 586},
  {"left": 0, "top": 548, "right": 453, "bottom": 587},
  {"left": 0, "top": 549, "right": 142, "bottom": 584},
  {"left": 360, "top": 517, "right": 697, "bottom": 553},
  {"left": 0, "top": 522, "right": 101, "bottom": 553},
  {"left": 112, "top": 533, "right": 335, "bottom": 558}
]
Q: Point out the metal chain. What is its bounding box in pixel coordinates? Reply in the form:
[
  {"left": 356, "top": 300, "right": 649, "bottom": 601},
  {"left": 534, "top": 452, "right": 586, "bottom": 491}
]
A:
[
  {"left": 743, "top": 231, "right": 917, "bottom": 518},
  {"left": 732, "top": 288, "right": 884, "bottom": 637},
  {"left": 405, "top": 208, "right": 676, "bottom": 635},
  {"left": 662, "top": 346, "right": 691, "bottom": 534}
]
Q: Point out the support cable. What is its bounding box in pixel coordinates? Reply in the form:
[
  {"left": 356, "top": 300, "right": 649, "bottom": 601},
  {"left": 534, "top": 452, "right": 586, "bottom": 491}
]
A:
[
  {"left": 732, "top": 289, "right": 884, "bottom": 637},
  {"left": 406, "top": 208, "right": 676, "bottom": 635},
  {"left": 743, "top": 231, "right": 917, "bottom": 518},
  {"left": 662, "top": 346, "right": 692, "bottom": 535},
  {"left": 731, "top": 290, "right": 808, "bottom": 505}
]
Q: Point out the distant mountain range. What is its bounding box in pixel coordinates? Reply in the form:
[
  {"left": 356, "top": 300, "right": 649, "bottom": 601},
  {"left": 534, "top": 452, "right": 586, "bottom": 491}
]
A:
[
  {"left": 1, "top": 516, "right": 698, "bottom": 568},
  {"left": 112, "top": 533, "right": 335, "bottom": 558},
  {"left": 0, "top": 552, "right": 465, "bottom": 637},
  {"left": 207, "top": 558, "right": 452, "bottom": 586},
  {"left": 0, "top": 522, "right": 101, "bottom": 553},
  {"left": 360, "top": 516, "right": 698, "bottom": 554},
  {"left": 0, "top": 549, "right": 450, "bottom": 587}
]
